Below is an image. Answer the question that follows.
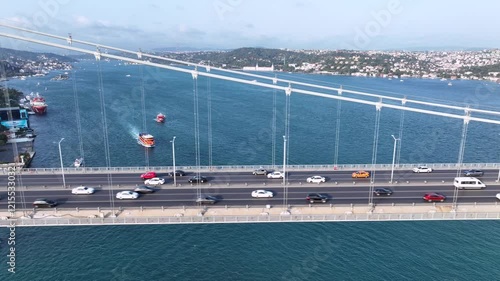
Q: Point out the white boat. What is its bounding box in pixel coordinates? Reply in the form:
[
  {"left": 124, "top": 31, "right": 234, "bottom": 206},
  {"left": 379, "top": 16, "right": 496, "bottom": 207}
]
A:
[
  {"left": 74, "top": 158, "right": 84, "bottom": 167},
  {"left": 138, "top": 133, "right": 155, "bottom": 148},
  {"left": 448, "top": 82, "right": 452, "bottom": 86}
]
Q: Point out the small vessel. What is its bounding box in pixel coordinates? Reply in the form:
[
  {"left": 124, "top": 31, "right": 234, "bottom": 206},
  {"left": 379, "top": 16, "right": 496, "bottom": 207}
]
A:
[
  {"left": 156, "top": 113, "right": 166, "bottom": 123},
  {"left": 30, "top": 93, "right": 47, "bottom": 114},
  {"left": 74, "top": 158, "right": 84, "bottom": 167},
  {"left": 51, "top": 74, "right": 69, "bottom": 81},
  {"left": 138, "top": 133, "right": 155, "bottom": 148},
  {"left": 448, "top": 82, "right": 452, "bottom": 86}
]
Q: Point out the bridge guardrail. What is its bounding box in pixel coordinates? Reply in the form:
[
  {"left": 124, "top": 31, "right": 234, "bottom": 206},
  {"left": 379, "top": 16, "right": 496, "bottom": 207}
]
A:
[
  {"left": 5, "top": 201, "right": 500, "bottom": 213},
  {"left": 6, "top": 162, "right": 500, "bottom": 175},
  {"left": 4, "top": 210, "right": 500, "bottom": 227}
]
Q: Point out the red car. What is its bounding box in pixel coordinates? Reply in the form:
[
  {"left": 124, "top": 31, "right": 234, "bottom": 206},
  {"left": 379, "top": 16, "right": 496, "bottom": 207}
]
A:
[
  {"left": 141, "top": 172, "right": 157, "bottom": 179},
  {"left": 423, "top": 193, "right": 446, "bottom": 202}
]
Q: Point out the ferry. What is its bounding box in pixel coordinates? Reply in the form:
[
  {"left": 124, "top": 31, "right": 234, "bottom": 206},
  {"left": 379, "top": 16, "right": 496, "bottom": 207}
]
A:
[
  {"left": 74, "top": 158, "right": 84, "bottom": 167},
  {"left": 156, "top": 113, "right": 166, "bottom": 123},
  {"left": 138, "top": 133, "right": 155, "bottom": 147},
  {"left": 30, "top": 93, "right": 48, "bottom": 114}
]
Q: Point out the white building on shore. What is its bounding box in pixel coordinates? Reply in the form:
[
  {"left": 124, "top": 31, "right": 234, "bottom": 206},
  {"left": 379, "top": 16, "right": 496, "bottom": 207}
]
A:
[{"left": 242, "top": 63, "right": 274, "bottom": 71}]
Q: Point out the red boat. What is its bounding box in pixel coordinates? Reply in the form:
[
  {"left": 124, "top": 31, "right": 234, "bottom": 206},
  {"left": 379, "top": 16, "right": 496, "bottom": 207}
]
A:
[
  {"left": 156, "top": 113, "right": 166, "bottom": 123},
  {"left": 30, "top": 94, "right": 47, "bottom": 114}
]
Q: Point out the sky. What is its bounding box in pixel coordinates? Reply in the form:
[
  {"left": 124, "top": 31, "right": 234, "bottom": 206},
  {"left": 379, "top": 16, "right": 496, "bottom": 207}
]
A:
[{"left": 0, "top": 0, "right": 499, "bottom": 52}]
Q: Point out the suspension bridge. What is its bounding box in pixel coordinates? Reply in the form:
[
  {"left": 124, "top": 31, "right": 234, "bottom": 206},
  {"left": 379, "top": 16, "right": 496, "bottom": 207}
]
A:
[{"left": 2, "top": 24, "right": 500, "bottom": 226}]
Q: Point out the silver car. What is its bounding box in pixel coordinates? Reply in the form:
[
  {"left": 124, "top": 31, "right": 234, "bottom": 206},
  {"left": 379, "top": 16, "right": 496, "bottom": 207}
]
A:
[{"left": 253, "top": 168, "right": 268, "bottom": 175}]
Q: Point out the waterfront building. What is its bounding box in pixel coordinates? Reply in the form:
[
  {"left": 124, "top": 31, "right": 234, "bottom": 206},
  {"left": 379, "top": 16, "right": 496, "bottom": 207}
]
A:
[
  {"left": 0, "top": 107, "right": 29, "bottom": 129},
  {"left": 242, "top": 63, "right": 274, "bottom": 71}
]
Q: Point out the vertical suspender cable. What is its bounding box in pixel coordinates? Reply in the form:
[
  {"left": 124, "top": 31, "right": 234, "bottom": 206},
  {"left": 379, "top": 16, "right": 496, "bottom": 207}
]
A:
[
  {"left": 285, "top": 89, "right": 292, "bottom": 166},
  {"left": 453, "top": 110, "right": 470, "bottom": 209},
  {"left": 282, "top": 86, "right": 292, "bottom": 211},
  {"left": 69, "top": 35, "right": 85, "bottom": 165},
  {"left": 368, "top": 102, "right": 382, "bottom": 206},
  {"left": 396, "top": 98, "right": 407, "bottom": 165},
  {"left": 1, "top": 68, "right": 28, "bottom": 212},
  {"left": 206, "top": 64, "right": 213, "bottom": 168},
  {"left": 272, "top": 76, "right": 278, "bottom": 168},
  {"left": 192, "top": 69, "right": 202, "bottom": 200},
  {"left": 139, "top": 64, "right": 150, "bottom": 168},
  {"left": 334, "top": 86, "right": 343, "bottom": 167},
  {"left": 95, "top": 49, "right": 115, "bottom": 214}
]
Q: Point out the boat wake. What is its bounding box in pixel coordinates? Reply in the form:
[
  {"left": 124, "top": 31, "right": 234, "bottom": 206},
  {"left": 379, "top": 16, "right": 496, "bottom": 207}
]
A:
[{"left": 129, "top": 126, "right": 140, "bottom": 140}]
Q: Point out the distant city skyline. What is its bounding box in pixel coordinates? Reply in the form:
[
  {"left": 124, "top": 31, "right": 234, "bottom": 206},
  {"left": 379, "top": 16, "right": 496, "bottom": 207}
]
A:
[{"left": 0, "top": 0, "right": 499, "bottom": 52}]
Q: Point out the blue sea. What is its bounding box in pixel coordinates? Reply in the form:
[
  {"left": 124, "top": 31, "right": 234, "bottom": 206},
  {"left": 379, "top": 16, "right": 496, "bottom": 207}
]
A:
[
  {"left": 4, "top": 60, "right": 500, "bottom": 168},
  {"left": 2, "top": 60, "right": 500, "bottom": 280}
]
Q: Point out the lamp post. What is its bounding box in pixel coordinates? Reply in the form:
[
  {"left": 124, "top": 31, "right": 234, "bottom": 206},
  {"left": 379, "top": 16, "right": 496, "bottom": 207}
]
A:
[
  {"left": 58, "top": 138, "right": 66, "bottom": 188},
  {"left": 390, "top": 135, "right": 400, "bottom": 183},
  {"left": 171, "top": 136, "right": 176, "bottom": 186},
  {"left": 282, "top": 135, "right": 287, "bottom": 187},
  {"left": 282, "top": 135, "right": 289, "bottom": 213}
]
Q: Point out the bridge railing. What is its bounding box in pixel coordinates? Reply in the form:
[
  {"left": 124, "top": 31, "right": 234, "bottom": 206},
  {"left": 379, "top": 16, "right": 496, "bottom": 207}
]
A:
[
  {"left": 4, "top": 211, "right": 500, "bottom": 227},
  {"left": 9, "top": 162, "right": 500, "bottom": 174}
]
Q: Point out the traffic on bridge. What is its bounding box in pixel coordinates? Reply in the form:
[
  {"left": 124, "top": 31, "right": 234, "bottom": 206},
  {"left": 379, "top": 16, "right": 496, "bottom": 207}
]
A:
[{"left": 3, "top": 168, "right": 500, "bottom": 210}]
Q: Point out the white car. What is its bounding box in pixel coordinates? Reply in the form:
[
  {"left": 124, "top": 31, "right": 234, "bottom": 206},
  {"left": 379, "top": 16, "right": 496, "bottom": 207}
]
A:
[
  {"left": 251, "top": 190, "right": 274, "bottom": 198},
  {"left": 267, "top": 171, "right": 283, "bottom": 179},
  {"left": 413, "top": 166, "right": 433, "bottom": 173},
  {"left": 71, "top": 186, "right": 95, "bottom": 195},
  {"left": 144, "top": 177, "right": 165, "bottom": 185},
  {"left": 116, "top": 191, "right": 139, "bottom": 200},
  {"left": 306, "top": 175, "right": 326, "bottom": 184},
  {"left": 496, "top": 193, "right": 500, "bottom": 200}
]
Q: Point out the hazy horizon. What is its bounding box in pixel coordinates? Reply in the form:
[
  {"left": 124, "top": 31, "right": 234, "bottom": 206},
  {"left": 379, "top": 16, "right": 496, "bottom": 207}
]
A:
[{"left": 0, "top": 0, "right": 499, "bottom": 52}]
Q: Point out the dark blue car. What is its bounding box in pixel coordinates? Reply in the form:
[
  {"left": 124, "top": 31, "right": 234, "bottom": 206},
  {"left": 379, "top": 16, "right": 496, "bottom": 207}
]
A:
[{"left": 463, "top": 169, "right": 484, "bottom": 177}]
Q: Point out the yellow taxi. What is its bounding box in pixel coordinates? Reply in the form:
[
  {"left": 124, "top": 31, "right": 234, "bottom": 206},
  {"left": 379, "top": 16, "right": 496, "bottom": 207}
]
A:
[{"left": 352, "top": 170, "right": 370, "bottom": 178}]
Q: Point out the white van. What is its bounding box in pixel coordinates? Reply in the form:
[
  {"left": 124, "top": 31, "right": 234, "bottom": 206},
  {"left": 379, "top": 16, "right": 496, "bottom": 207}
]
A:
[{"left": 454, "top": 177, "right": 486, "bottom": 190}]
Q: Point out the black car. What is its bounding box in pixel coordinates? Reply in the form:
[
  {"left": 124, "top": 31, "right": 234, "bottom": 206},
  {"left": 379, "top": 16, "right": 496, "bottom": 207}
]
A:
[
  {"left": 188, "top": 176, "right": 208, "bottom": 183},
  {"left": 374, "top": 188, "right": 393, "bottom": 196},
  {"left": 252, "top": 168, "right": 268, "bottom": 175},
  {"left": 33, "top": 198, "right": 57, "bottom": 208},
  {"left": 196, "top": 195, "right": 218, "bottom": 205},
  {"left": 306, "top": 193, "right": 328, "bottom": 203},
  {"left": 463, "top": 169, "right": 484, "bottom": 177},
  {"left": 168, "top": 170, "right": 186, "bottom": 177},
  {"left": 134, "top": 185, "right": 155, "bottom": 194}
]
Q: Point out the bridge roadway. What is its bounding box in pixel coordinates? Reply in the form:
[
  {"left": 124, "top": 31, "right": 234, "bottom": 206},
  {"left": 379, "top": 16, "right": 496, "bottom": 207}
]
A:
[{"left": 2, "top": 169, "right": 500, "bottom": 209}]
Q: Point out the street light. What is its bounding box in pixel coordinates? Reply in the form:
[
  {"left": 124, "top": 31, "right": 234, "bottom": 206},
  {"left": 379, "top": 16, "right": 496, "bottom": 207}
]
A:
[
  {"left": 282, "top": 135, "right": 290, "bottom": 214},
  {"left": 58, "top": 138, "right": 66, "bottom": 188},
  {"left": 171, "top": 136, "right": 176, "bottom": 186},
  {"left": 282, "top": 135, "right": 287, "bottom": 187},
  {"left": 390, "top": 135, "right": 400, "bottom": 183}
]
